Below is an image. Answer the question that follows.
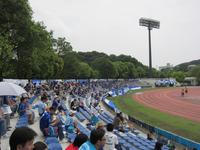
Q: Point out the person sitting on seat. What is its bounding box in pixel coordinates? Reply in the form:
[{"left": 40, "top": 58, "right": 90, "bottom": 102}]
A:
[
  {"left": 147, "top": 131, "right": 154, "bottom": 141},
  {"left": 18, "top": 96, "right": 34, "bottom": 124},
  {"left": 113, "top": 112, "right": 124, "bottom": 132}
]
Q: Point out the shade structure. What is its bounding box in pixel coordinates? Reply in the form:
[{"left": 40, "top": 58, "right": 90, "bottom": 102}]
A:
[{"left": 0, "top": 82, "right": 27, "bottom": 96}]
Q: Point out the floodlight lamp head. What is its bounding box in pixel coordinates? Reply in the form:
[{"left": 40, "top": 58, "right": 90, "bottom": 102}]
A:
[{"left": 139, "top": 18, "right": 160, "bottom": 29}]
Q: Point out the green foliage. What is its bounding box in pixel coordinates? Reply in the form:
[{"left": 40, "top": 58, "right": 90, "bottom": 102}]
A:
[
  {"left": 113, "top": 61, "right": 138, "bottom": 79},
  {"left": 0, "top": 0, "right": 33, "bottom": 78},
  {"left": 30, "top": 22, "right": 64, "bottom": 79},
  {"left": 190, "top": 65, "right": 200, "bottom": 84},
  {"left": 77, "top": 62, "right": 93, "bottom": 79},
  {"left": 62, "top": 52, "right": 80, "bottom": 79},
  {"left": 110, "top": 54, "right": 143, "bottom": 66},
  {"left": 0, "top": 35, "right": 14, "bottom": 78},
  {"left": 137, "top": 66, "right": 146, "bottom": 78},
  {"left": 91, "top": 57, "right": 117, "bottom": 79},
  {"left": 159, "top": 69, "right": 173, "bottom": 78},
  {"left": 53, "top": 37, "right": 73, "bottom": 56},
  {"left": 152, "top": 68, "right": 160, "bottom": 78},
  {"left": 171, "top": 71, "right": 185, "bottom": 82},
  {"left": 77, "top": 51, "right": 108, "bottom": 64},
  {"left": 174, "top": 59, "right": 200, "bottom": 72},
  {"left": 125, "top": 62, "right": 138, "bottom": 78}
]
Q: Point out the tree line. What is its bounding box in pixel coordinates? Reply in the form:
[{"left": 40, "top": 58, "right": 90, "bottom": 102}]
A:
[{"left": 0, "top": 0, "right": 200, "bottom": 83}]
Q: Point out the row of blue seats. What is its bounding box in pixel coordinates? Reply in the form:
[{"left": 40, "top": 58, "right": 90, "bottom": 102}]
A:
[
  {"left": 98, "top": 114, "right": 112, "bottom": 124},
  {"left": 79, "top": 108, "right": 91, "bottom": 120},
  {"left": 118, "top": 131, "right": 169, "bottom": 150},
  {"left": 75, "top": 112, "right": 86, "bottom": 122},
  {"left": 77, "top": 123, "right": 90, "bottom": 137},
  {"left": 102, "top": 112, "right": 114, "bottom": 120}
]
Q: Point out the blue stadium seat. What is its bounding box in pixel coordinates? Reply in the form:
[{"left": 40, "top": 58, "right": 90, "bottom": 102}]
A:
[
  {"left": 67, "top": 133, "right": 76, "bottom": 143},
  {"left": 123, "top": 143, "right": 132, "bottom": 149},
  {"left": 119, "top": 139, "right": 126, "bottom": 145},
  {"left": 45, "top": 137, "right": 59, "bottom": 144},
  {"left": 47, "top": 143, "right": 62, "bottom": 150},
  {"left": 138, "top": 145, "right": 148, "bottom": 150},
  {"left": 79, "top": 108, "right": 91, "bottom": 120},
  {"left": 76, "top": 112, "right": 86, "bottom": 122}
]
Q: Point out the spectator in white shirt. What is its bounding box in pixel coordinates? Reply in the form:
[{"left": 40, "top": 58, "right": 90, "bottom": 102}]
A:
[{"left": 104, "top": 123, "right": 119, "bottom": 150}]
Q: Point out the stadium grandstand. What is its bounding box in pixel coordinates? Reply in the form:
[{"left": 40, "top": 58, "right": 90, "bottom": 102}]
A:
[{"left": 0, "top": 79, "right": 199, "bottom": 150}]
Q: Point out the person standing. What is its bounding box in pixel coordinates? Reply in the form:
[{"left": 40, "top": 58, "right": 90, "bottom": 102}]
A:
[
  {"left": 185, "top": 86, "right": 188, "bottom": 94},
  {"left": 104, "top": 123, "right": 119, "bottom": 150},
  {"left": 181, "top": 89, "right": 184, "bottom": 97}
]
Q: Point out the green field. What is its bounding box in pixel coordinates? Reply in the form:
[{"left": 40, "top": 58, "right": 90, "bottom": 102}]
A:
[{"left": 110, "top": 89, "right": 200, "bottom": 143}]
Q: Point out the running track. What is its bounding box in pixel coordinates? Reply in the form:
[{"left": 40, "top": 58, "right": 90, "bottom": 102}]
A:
[{"left": 132, "top": 87, "right": 200, "bottom": 122}]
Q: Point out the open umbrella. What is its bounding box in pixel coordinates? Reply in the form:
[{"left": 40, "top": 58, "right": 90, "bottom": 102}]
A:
[{"left": 0, "top": 82, "right": 27, "bottom": 96}]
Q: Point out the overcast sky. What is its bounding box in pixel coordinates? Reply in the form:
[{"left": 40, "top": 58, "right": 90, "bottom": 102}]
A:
[{"left": 29, "top": 0, "right": 200, "bottom": 68}]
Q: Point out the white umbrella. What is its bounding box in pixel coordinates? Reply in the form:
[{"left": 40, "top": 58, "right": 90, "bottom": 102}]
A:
[{"left": 0, "top": 82, "right": 27, "bottom": 96}]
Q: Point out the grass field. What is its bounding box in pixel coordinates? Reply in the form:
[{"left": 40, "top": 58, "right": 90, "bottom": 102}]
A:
[{"left": 110, "top": 89, "right": 200, "bottom": 143}]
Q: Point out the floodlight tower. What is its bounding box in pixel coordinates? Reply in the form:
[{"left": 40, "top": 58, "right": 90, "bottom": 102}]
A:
[{"left": 139, "top": 18, "right": 160, "bottom": 78}]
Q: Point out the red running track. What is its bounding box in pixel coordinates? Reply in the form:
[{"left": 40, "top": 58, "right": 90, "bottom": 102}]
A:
[{"left": 132, "top": 87, "right": 200, "bottom": 122}]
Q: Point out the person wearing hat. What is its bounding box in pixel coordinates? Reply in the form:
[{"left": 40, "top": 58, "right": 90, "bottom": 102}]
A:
[{"left": 96, "top": 121, "right": 105, "bottom": 130}]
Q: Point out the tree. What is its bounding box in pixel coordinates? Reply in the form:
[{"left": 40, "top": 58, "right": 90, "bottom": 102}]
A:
[
  {"left": 124, "top": 62, "right": 138, "bottom": 78},
  {"left": 137, "top": 66, "right": 146, "bottom": 78},
  {"left": 190, "top": 65, "right": 200, "bottom": 84},
  {"left": 30, "top": 22, "right": 64, "bottom": 79},
  {"left": 171, "top": 71, "right": 185, "bottom": 83},
  {"left": 0, "top": 35, "right": 14, "bottom": 79},
  {"left": 31, "top": 48, "right": 63, "bottom": 79},
  {"left": 0, "top": 0, "right": 33, "bottom": 78},
  {"left": 77, "top": 51, "right": 108, "bottom": 64},
  {"left": 53, "top": 37, "right": 73, "bottom": 56},
  {"left": 91, "top": 57, "right": 117, "bottom": 78},
  {"left": 113, "top": 61, "right": 132, "bottom": 79},
  {"left": 77, "top": 62, "right": 93, "bottom": 79},
  {"left": 62, "top": 52, "right": 80, "bottom": 79}
]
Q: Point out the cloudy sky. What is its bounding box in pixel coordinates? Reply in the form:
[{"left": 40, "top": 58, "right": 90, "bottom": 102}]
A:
[{"left": 29, "top": 0, "right": 200, "bottom": 68}]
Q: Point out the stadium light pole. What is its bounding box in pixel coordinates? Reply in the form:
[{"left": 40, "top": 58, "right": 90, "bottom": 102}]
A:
[{"left": 139, "top": 18, "right": 160, "bottom": 78}]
